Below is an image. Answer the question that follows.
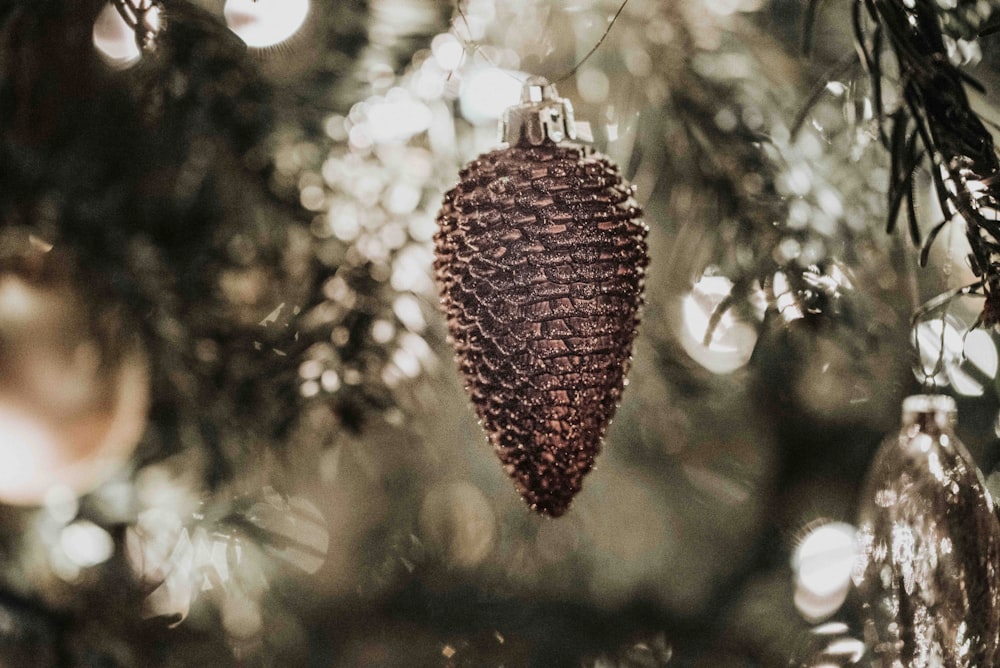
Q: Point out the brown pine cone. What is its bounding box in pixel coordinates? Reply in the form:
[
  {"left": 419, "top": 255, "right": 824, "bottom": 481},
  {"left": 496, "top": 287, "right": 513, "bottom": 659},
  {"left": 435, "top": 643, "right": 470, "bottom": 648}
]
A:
[{"left": 434, "top": 141, "right": 647, "bottom": 516}]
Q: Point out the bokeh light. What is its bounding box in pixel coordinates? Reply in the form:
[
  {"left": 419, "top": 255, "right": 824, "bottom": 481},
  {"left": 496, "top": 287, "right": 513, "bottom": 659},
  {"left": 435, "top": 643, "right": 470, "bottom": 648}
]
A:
[
  {"left": 431, "top": 33, "right": 464, "bottom": 72},
  {"left": 92, "top": 2, "right": 144, "bottom": 67},
  {"left": 125, "top": 487, "right": 324, "bottom": 631},
  {"left": 949, "top": 328, "right": 998, "bottom": 396},
  {"left": 361, "top": 89, "right": 433, "bottom": 144},
  {"left": 794, "top": 622, "right": 866, "bottom": 667},
  {"left": 912, "top": 315, "right": 964, "bottom": 387},
  {"left": 678, "top": 273, "right": 759, "bottom": 374},
  {"left": 0, "top": 406, "right": 51, "bottom": 501},
  {"left": 419, "top": 483, "right": 496, "bottom": 567},
  {"left": 224, "top": 0, "right": 311, "bottom": 48},
  {"left": 460, "top": 68, "right": 524, "bottom": 126},
  {"left": 911, "top": 315, "right": 998, "bottom": 395},
  {"left": 59, "top": 520, "right": 114, "bottom": 568},
  {"left": 792, "top": 522, "right": 857, "bottom": 622},
  {"left": 247, "top": 488, "right": 330, "bottom": 574}
]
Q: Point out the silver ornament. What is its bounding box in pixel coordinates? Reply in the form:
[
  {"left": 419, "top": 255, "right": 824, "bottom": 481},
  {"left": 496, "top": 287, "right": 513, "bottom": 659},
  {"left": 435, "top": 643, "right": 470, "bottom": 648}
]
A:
[{"left": 855, "top": 394, "right": 1000, "bottom": 667}]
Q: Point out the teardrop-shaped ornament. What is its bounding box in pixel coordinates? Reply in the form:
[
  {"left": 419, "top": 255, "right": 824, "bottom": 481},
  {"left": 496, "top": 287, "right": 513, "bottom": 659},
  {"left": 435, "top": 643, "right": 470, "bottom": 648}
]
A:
[
  {"left": 854, "top": 394, "right": 1000, "bottom": 666},
  {"left": 433, "top": 77, "right": 648, "bottom": 516}
]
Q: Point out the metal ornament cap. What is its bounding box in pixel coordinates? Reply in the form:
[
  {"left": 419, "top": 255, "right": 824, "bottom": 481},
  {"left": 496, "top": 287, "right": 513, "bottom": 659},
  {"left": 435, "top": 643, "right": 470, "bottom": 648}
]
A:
[
  {"left": 901, "top": 393, "right": 956, "bottom": 432},
  {"left": 500, "top": 76, "right": 577, "bottom": 147}
]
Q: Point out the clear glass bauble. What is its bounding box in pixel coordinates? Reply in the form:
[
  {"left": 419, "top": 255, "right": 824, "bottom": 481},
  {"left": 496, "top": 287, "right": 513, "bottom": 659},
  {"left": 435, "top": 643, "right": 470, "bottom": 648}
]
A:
[{"left": 855, "top": 394, "right": 1000, "bottom": 667}]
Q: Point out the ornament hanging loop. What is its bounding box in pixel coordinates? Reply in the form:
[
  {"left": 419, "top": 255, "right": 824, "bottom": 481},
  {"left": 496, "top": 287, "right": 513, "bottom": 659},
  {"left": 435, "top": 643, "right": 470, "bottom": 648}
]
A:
[
  {"left": 112, "top": 0, "right": 160, "bottom": 52},
  {"left": 500, "top": 77, "right": 576, "bottom": 147},
  {"left": 901, "top": 393, "right": 956, "bottom": 433}
]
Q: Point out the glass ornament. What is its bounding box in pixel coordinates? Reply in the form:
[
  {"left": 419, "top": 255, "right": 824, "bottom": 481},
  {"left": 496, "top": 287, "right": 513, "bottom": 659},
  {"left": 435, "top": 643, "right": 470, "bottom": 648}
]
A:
[
  {"left": 0, "top": 256, "right": 149, "bottom": 506},
  {"left": 854, "top": 394, "right": 1000, "bottom": 667}
]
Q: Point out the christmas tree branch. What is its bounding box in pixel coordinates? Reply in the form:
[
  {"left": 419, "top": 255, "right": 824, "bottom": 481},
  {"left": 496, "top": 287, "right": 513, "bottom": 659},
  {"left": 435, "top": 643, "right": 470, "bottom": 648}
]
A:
[
  {"left": 656, "top": 16, "right": 877, "bottom": 342},
  {"left": 858, "top": 0, "right": 1000, "bottom": 324}
]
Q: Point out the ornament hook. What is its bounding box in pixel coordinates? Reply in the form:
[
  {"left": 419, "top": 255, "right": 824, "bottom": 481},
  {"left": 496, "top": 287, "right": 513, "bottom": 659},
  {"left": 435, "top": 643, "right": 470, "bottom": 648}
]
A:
[
  {"left": 112, "top": 0, "right": 161, "bottom": 52},
  {"left": 500, "top": 77, "right": 576, "bottom": 147}
]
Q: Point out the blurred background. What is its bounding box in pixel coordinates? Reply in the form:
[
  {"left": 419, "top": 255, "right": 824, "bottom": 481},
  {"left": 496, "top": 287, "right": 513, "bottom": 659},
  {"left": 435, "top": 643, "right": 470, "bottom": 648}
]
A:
[{"left": 0, "top": 0, "right": 999, "bottom": 665}]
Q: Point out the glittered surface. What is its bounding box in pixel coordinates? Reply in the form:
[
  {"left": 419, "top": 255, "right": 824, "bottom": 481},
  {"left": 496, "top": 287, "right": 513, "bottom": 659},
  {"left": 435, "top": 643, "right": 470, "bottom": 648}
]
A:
[
  {"left": 855, "top": 398, "right": 1000, "bottom": 666},
  {"left": 434, "top": 142, "right": 648, "bottom": 516}
]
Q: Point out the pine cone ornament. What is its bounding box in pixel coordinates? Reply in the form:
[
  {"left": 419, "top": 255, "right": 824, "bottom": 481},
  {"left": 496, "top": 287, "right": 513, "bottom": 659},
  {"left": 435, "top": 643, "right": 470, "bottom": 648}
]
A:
[{"left": 434, "top": 78, "right": 648, "bottom": 516}]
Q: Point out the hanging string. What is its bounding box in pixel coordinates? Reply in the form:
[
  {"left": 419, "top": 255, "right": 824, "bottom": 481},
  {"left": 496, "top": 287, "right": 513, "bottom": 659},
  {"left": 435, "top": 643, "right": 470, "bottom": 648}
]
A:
[
  {"left": 449, "top": 0, "right": 631, "bottom": 84},
  {"left": 448, "top": 4, "right": 484, "bottom": 81},
  {"left": 555, "top": 0, "right": 630, "bottom": 84},
  {"left": 935, "top": 193, "right": 957, "bottom": 386},
  {"left": 111, "top": 0, "right": 158, "bottom": 51},
  {"left": 902, "top": 226, "right": 938, "bottom": 389},
  {"left": 908, "top": 216, "right": 989, "bottom": 389}
]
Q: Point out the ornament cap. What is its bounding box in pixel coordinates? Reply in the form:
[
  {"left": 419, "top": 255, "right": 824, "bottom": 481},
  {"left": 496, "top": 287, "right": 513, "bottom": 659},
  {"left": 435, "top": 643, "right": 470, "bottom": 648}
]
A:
[
  {"left": 500, "top": 76, "right": 577, "bottom": 147},
  {"left": 901, "top": 394, "right": 956, "bottom": 432}
]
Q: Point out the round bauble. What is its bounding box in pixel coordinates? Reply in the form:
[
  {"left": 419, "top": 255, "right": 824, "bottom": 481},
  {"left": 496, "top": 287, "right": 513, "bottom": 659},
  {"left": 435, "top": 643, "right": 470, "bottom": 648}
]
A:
[{"left": 0, "top": 252, "right": 149, "bottom": 505}]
